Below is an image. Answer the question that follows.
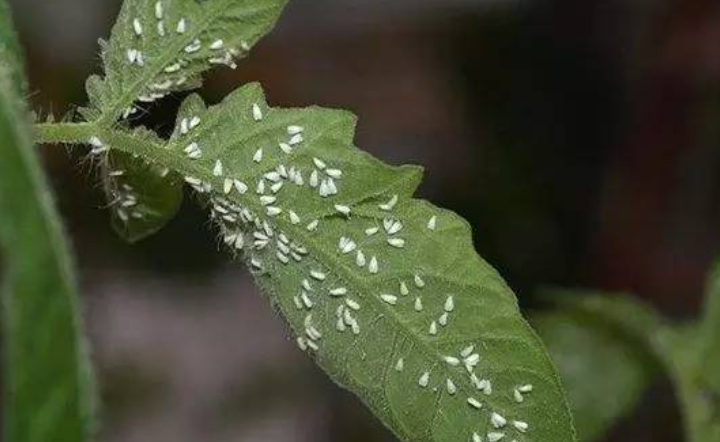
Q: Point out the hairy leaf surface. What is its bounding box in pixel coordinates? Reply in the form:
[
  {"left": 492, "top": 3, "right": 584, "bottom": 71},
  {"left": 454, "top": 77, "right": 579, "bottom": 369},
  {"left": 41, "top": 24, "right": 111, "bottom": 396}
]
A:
[
  {"left": 0, "top": 4, "right": 96, "bottom": 441},
  {"left": 81, "top": 0, "right": 289, "bottom": 124},
  {"left": 92, "top": 83, "right": 577, "bottom": 442},
  {"left": 81, "top": 0, "right": 289, "bottom": 241}
]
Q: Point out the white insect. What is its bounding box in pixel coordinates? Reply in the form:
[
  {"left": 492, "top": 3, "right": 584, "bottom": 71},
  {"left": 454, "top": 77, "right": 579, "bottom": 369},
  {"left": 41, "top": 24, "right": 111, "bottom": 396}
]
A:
[
  {"left": 253, "top": 148, "right": 263, "bottom": 163},
  {"left": 213, "top": 160, "right": 223, "bottom": 177},
  {"left": 355, "top": 250, "right": 366, "bottom": 267},
  {"left": 306, "top": 220, "right": 319, "bottom": 231},
  {"left": 309, "top": 170, "right": 319, "bottom": 188},
  {"left": 461, "top": 345, "right": 475, "bottom": 358},
  {"left": 379, "top": 194, "right": 398, "bottom": 211},
  {"left": 414, "top": 274, "right": 426, "bottom": 288},
  {"left": 126, "top": 48, "right": 138, "bottom": 64},
  {"left": 513, "top": 389, "right": 524, "bottom": 403},
  {"left": 385, "top": 220, "right": 403, "bottom": 235},
  {"left": 512, "top": 421, "right": 528, "bottom": 433},
  {"left": 252, "top": 103, "right": 263, "bottom": 121},
  {"left": 444, "top": 356, "right": 460, "bottom": 366},
  {"left": 260, "top": 195, "right": 277, "bottom": 206},
  {"left": 467, "top": 397, "right": 483, "bottom": 409},
  {"left": 444, "top": 296, "right": 455, "bottom": 312},
  {"left": 313, "top": 157, "right": 327, "bottom": 169},
  {"left": 223, "top": 178, "right": 233, "bottom": 194},
  {"left": 345, "top": 299, "right": 361, "bottom": 311},
  {"left": 326, "top": 168, "right": 343, "bottom": 179},
  {"left": 287, "top": 125, "right": 304, "bottom": 135},
  {"left": 210, "top": 39, "right": 224, "bottom": 50},
  {"left": 446, "top": 379, "right": 457, "bottom": 395},
  {"left": 155, "top": 1, "right": 164, "bottom": 19},
  {"left": 289, "top": 133, "right": 304, "bottom": 145},
  {"left": 491, "top": 413, "right": 507, "bottom": 429},
  {"left": 330, "top": 287, "right": 347, "bottom": 297},
  {"left": 310, "top": 270, "right": 326, "bottom": 281},
  {"left": 387, "top": 238, "right": 406, "bottom": 248},
  {"left": 427, "top": 215, "right": 437, "bottom": 230},
  {"left": 395, "top": 358, "right": 404, "bottom": 372},
  {"left": 176, "top": 18, "right": 187, "bottom": 34},
  {"left": 335, "top": 204, "right": 351, "bottom": 216},
  {"left": 380, "top": 294, "right": 398, "bottom": 305},
  {"left": 418, "top": 372, "right": 430, "bottom": 388},
  {"left": 132, "top": 18, "right": 143, "bottom": 36},
  {"left": 487, "top": 432, "right": 505, "bottom": 442},
  {"left": 368, "top": 256, "right": 379, "bottom": 274},
  {"left": 256, "top": 179, "right": 266, "bottom": 194},
  {"left": 279, "top": 142, "right": 292, "bottom": 154},
  {"left": 234, "top": 180, "right": 248, "bottom": 195},
  {"left": 365, "top": 227, "right": 379, "bottom": 236}
]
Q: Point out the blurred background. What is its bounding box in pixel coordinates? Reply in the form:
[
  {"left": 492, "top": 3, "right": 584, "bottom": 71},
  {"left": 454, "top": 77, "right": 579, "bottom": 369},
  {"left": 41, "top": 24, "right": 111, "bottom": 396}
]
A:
[{"left": 4, "top": 0, "right": 720, "bottom": 441}]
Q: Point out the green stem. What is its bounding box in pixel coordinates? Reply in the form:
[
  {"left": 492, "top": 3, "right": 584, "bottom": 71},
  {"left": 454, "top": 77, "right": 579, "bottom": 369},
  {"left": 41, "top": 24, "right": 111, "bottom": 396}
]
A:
[{"left": 34, "top": 122, "right": 98, "bottom": 145}]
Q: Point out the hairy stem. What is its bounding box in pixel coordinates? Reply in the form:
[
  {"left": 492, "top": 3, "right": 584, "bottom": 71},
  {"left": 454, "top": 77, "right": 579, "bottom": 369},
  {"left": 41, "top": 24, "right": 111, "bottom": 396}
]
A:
[{"left": 34, "top": 122, "right": 98, "bottom": 145}]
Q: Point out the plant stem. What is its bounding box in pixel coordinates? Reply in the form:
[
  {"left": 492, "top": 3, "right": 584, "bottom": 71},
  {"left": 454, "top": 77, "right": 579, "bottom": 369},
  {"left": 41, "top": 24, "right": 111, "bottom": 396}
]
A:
[{"left": 34, "top": 122, "right": 97, "bottom": 145}]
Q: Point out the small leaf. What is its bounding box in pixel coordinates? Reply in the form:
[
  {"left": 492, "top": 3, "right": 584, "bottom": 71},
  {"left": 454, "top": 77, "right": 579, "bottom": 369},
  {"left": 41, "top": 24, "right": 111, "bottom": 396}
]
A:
[
  {"left": 533, "top": 310, "right": 658, "bottom": 442},
  {"left": 0, "top": 4, "right": 97, "bottom": 441},
  {"left": 657, "top": 326, "right": 720, "bottom": 442},
  {"left": 80, "top": 0, "right": 290, "bottom": 124},
  {"left": 103, "top": 150, "right": 184, "bottom": 243},
  {"left": 97, "top": 83, "right": 578, "bottom": 442},
  {"left": 544, "top": 289, "right": 720, "bottom": 442}
]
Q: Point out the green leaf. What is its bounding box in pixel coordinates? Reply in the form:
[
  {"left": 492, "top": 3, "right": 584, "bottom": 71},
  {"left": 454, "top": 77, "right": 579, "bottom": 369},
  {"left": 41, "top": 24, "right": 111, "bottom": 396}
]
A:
[
  {"left": 533, "top": 310, "right": 658, "bottom": 442},
  {"left": 0, "top": 0, "right": 25, "bottom": 96},
  {"left": 81, "top": 0, "right": 290, "bottom": 241},
  {"left": 92, "top": 83, "right": 577, "bottom": 442},
  {"left": 0, "top": 4, "right": 97, "bottom": 442},
  {"left": 102, "top": 148, "right": 184, "bottom": 243},
  {"left": 544, "top": 289, "right": 720, "bottom": 442},
  {"left": 657, "top": 326, "right": 720, "bottom": 442},
  {"left": 80, "top": 0, "right": 290, "bottom": 124},
  {"left": 700, "top": 261, "right": 720, "bottom": 395}
]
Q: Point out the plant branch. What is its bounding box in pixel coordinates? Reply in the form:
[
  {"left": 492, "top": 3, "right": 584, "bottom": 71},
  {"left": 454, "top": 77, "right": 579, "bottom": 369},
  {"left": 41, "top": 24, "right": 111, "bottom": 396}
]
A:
[{"left": 34, "top": 122, "right": 97, "bottom": 145}]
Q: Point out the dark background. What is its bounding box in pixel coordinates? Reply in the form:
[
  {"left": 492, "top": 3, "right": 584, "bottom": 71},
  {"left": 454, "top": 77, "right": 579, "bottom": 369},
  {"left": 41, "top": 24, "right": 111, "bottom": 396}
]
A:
[{"left": 5, "top": 0, "right": 720, "bottom": 441}]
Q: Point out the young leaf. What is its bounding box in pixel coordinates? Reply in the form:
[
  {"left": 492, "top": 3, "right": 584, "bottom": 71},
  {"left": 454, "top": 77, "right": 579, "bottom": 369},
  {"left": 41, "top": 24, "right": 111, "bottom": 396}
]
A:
[
  {"left": 533, "top": 311, "right": 658, "bottom": 442},
  {"left": 0, "top": 4, "right": 97, "bottom": 441},
  {"left": 102, "top": 149, "right": 184, "bottom": 243},
  {"left": 80, "top": 0, "right": 290, "bottom": 124},
  {"left": 81, "top": 0, "right": 289, "bottom": 241},
  {"left": 90, "top": 83, "right": 577, "bottom": 442},
  {"left": 544, "top": 290, "right": 720, "bottom": 442}
]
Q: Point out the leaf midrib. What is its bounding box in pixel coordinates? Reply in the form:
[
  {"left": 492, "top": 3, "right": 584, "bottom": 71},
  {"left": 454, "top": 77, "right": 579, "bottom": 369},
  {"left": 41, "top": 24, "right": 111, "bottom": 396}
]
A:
[{"left": 101, "top": 127, "right": 490, "bottom": 417}]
